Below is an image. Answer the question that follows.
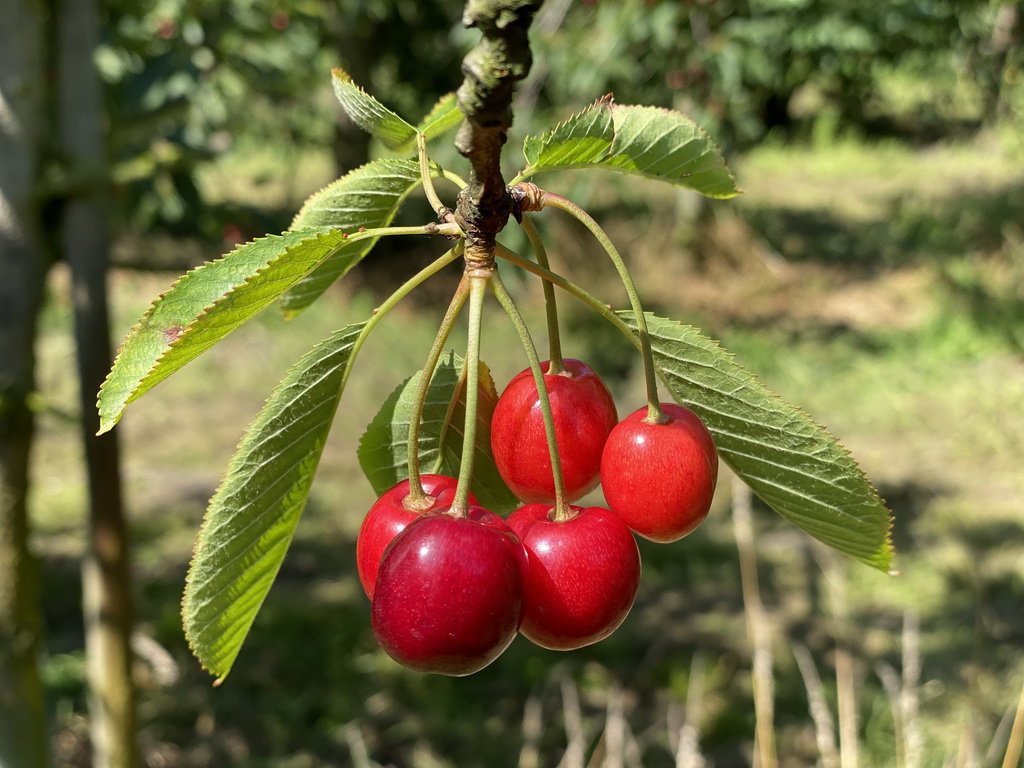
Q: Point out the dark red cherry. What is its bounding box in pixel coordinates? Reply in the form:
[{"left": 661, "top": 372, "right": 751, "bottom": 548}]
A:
[
  {"left": 356, "top": 475, "right": 476, "bottom": 599},
  {"left": 371, "top": 505, "right": 528, "bottom": 676}
]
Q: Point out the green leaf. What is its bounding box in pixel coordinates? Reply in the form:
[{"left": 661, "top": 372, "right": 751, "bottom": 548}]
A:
[
  {"left": 283, "top": 158, "right": 430, "bottom": 318},
  {"left": 331, "top": 68, "right": 416, "bottom": 151},
  {"left": 98, "top": 228, "right": 370, "bottom": 433},
  {"left": 183, "top": 323, "right": 365, "bottom": 682},
  {"left": 415, "top": 92, "right": 463, "bottom": 144},
  {"left": 625, "top": 312, "right": 893, "bottom": 571},
  {"left": 515, "top": 99, "right": 740, "bottom": 199},
  {"left": 358, "top": 352, "right": 517, "bottom": 514}
]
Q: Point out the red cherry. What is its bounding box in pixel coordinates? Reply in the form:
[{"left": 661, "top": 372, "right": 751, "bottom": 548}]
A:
[
  {"left": 371, "top": 505, "right": 528, "bottom": 676},
  {"left": 356, "top": 475, "right": 476, "bottom": 600},
  {"left": 600, "top": 404, "right": 718, "bottom": 543},
  {"left": 491, "top": 359, "right": 618, "bottom": 504},
  {"left": 508, "top": 503, "right": 641, "bottom": 650}
]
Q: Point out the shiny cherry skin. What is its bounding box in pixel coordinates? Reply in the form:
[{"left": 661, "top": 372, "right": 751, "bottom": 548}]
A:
[
  {"left": 491, "top": 359, "right": 617, "bottom": 504},
  {"left": 371, "top": 505, "right": 529, "bottom": 676},
  {"left": 356, "top": 475, "right": 477, "bottom": 600},
  {"left": 508, "top": 503, "right": 641, "bottom": 650},
  {"left": 600, "top": 403, "right": 718, "bottom": 543}
]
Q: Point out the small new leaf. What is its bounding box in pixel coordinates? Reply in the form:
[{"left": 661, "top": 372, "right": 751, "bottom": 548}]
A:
[
  {"left": 623, "top": 312, "right": 893, "bottom": 570},
  {"left": 331, "top": 68, "right": 417, "bottom": 151},
  {"left": 415, "top": 92, "right": 464, "bottom": 145},
  {"left": 516, "top": 99, "right": 739, "bottom": 199},
  {"left": 183, "top": 323, "right": 365, "bottom": 682},
  {"left": 98, "top": 229, "right": 371, "bottom": 433}
]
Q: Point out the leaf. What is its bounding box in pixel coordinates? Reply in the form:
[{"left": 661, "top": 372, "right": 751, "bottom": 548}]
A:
[
  {"left": 358, "top": 353, "right": 517, "bottom": 514},
  {"left": 515, "top": 99, "right": 740, "bottom": 199},
  {"left": 183, "top": 323, "right": 365, "bottom": 682},
  {"left": 415, "top": 92, "right": 463, "bottom": 144},
  {"left": 331, "top": 68, "right": 416, "bottom": 151},
  {"left": 283, "top": 158, "right": 431, "bottom": 318},
  {"left": 436, "top": 357, "right": 519, "bottom": 514},
  {"left": 624, "top": 312, "right": 893, "bottom": 570},
  {"left": 98, "top": 228, "right": 371, "bottom": 433}
]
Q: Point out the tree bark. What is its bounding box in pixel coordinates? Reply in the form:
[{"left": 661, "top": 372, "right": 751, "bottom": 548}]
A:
[
  {"left": 55, "top": 0, "right": 139, "bottom": 765},
  {"left": 454, "top": 0, "right": 540, "bottom": 265},
  {"left": 0, "top": 0, "right": 52, "bottom": 765}
]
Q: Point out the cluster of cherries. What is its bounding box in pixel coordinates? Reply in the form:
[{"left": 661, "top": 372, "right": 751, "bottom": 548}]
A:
[{"left": 356, "top": 359, "right": 718, "bottom": 676}]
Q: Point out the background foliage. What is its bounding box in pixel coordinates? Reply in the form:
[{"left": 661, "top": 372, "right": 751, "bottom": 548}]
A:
[{"left": 27, "top": 0, "right": 1024, "bottom": 765}]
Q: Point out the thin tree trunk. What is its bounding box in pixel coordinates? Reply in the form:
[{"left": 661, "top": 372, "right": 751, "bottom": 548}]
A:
[
  {"left": 0, "top": 0, "right": 51, "bottom": 765},
  {"left": 55, "top": 0, "right": 139, "bottom": 765}
]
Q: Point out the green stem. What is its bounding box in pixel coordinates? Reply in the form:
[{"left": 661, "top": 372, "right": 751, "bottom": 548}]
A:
[
  {"left": 542, "top": 193, "right": 666, "bottom": 424},
  {"left": 451, "top": 275, "right": 489, "bottom": 516},
  {"left": 431, "top": 362, "right": 469, "bottom": 475},
  {"left": 439, "top": 169, "right": 469, "bottom": 191},
  {"left": 495, "top": 243, "right": 639, "bottom": 350},
  {"left": 405, "top": 268, "right": 470, "bottom": 509},
  {"left": 337, "top": 243, "right": 466, "bottom": 436},
  {"left": 521, "top": 214, "right": 564, "bottom": 373},
  {"left": 489, "top": 271, "right": 573, "bottom": 522},
  {"left": 418, "top": 132, "right": 450, "bottom": 218},
  {"left": 345, "top": 223, "right": 450, "bottom": 241}
]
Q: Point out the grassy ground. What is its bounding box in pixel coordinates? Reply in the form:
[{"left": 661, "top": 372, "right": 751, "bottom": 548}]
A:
[{"left": 30, "top": 128, "right": 1024, "bottom": 766}]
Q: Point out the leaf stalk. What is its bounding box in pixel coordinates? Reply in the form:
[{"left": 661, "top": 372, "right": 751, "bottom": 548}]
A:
[{"left": 541, "top": 193, "right": 666, "bottom": 424}]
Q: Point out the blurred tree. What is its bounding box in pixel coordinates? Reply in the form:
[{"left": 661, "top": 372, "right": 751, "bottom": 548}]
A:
[
  {"left": 97, "top": 0, "right": 462, "bottom": 246},
  {"left": 0, "top": 0, "right": 51, "bottom": 766},
  {"left": 58, "top": 0, "right": 140, "bottom": 764},
  {"left": 530, "top": 0, "right": 1014, "bottom": 152}
]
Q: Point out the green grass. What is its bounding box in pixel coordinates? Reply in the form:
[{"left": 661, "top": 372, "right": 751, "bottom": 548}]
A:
[{"left": 30, "top": 125, "right": 1024, "bottom": 766}]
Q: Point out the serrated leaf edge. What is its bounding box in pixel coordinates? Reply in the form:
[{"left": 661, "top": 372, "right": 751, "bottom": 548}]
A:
[
  {"left": 181, "top": 323, "right": 365, "bottom": 682},
  {"left": 623, "top": 312, "right": 894, "bottom": 569},
  {"left": 515, "top": 100, "right": 742, "bottom": 198},
  {"left": 97, "top": 230, "right": 349, "bottom": 433}
]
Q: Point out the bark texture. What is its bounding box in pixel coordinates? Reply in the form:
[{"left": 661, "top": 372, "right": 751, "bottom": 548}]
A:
[{"left": 454, "top": 0, "right": 541, "bottom": 265}]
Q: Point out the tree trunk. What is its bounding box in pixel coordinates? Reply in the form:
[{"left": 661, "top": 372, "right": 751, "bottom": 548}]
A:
[
  {"left": 0, "top": 0, "right": 51, "bottom": 765},
  {"left": 55, "top": 0, "right": 139, "bottom": 765}
]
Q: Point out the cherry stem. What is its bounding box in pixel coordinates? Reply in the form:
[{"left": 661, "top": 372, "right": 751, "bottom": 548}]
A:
[
  {"left": 430, "top": 361, "right": 469, "bottom": 475},
  {"left": 521, "top": 214, "right": 565, "bottom": 374},
  {"left": 344, "top": 242, "right": 466, "bottom": 376},
  {"left": 418, "top": 132, "right": 453, "bottom": 221},
  {"left": 489, "top": 271, "right": 573, "bottom": 523},
  {"left": 541, "top": 193, "right": 666, "bottom": 424},
  {"left": 495, "top": 243, "right": 628, "bottom": 337},
  {"left": 405, "top": 257, "right": 470, "bottom": 509},
  {"left": 451, "top": 275, "right": 489, "bottom": 517},
  {"left": 496, "top": 243, "right": 660, "bottom": 378}
]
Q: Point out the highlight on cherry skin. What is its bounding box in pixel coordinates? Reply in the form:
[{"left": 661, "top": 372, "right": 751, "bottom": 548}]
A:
[
  {"left": 508, "top": 503, "right": 641, "bottom": 651},
  {"left": 600, "top": 403, "right": 719, "bottom": 543},
  {"left": 356, "top": 474, "right": 477, "bottom": 600},
  {"left": 371, "top": 504, "right": 529, "bottom": 677},
  {"left": 491, "top": 358, "right": 618, "bottom": 504}
]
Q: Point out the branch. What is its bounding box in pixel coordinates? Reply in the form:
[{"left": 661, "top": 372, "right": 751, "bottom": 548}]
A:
[{"left": 454, "top": 0, "right": 540, "bottom": 269}]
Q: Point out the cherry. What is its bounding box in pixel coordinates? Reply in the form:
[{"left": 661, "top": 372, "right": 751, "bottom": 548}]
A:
[
  {"left": 491, "top": 359, "right": 617, "bottom": 504},
  {"left": 356, "top": 475, "right": 476, "bottom": 600},
  {"left": 371, "top": 505, "right": 528, "bottom": 676},
  {"left": 600, "top": 403, "right": 718, "bottom": 543},
  {"left": 508, "top": 503, "right": 641, "bottom": 650}
]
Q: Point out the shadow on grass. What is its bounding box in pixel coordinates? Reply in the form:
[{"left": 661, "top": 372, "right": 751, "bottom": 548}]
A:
[
  {"left": 742, "top": 181, "right": 1024, "bottom": 271},
  {"left": 40, "top": 475, "right": 1024, "bottom": 767}
]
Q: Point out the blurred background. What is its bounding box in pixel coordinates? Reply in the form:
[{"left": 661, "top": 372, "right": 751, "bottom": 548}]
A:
[{"left": 4, "top": 0, "right": 1024, "bottom": 765}]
